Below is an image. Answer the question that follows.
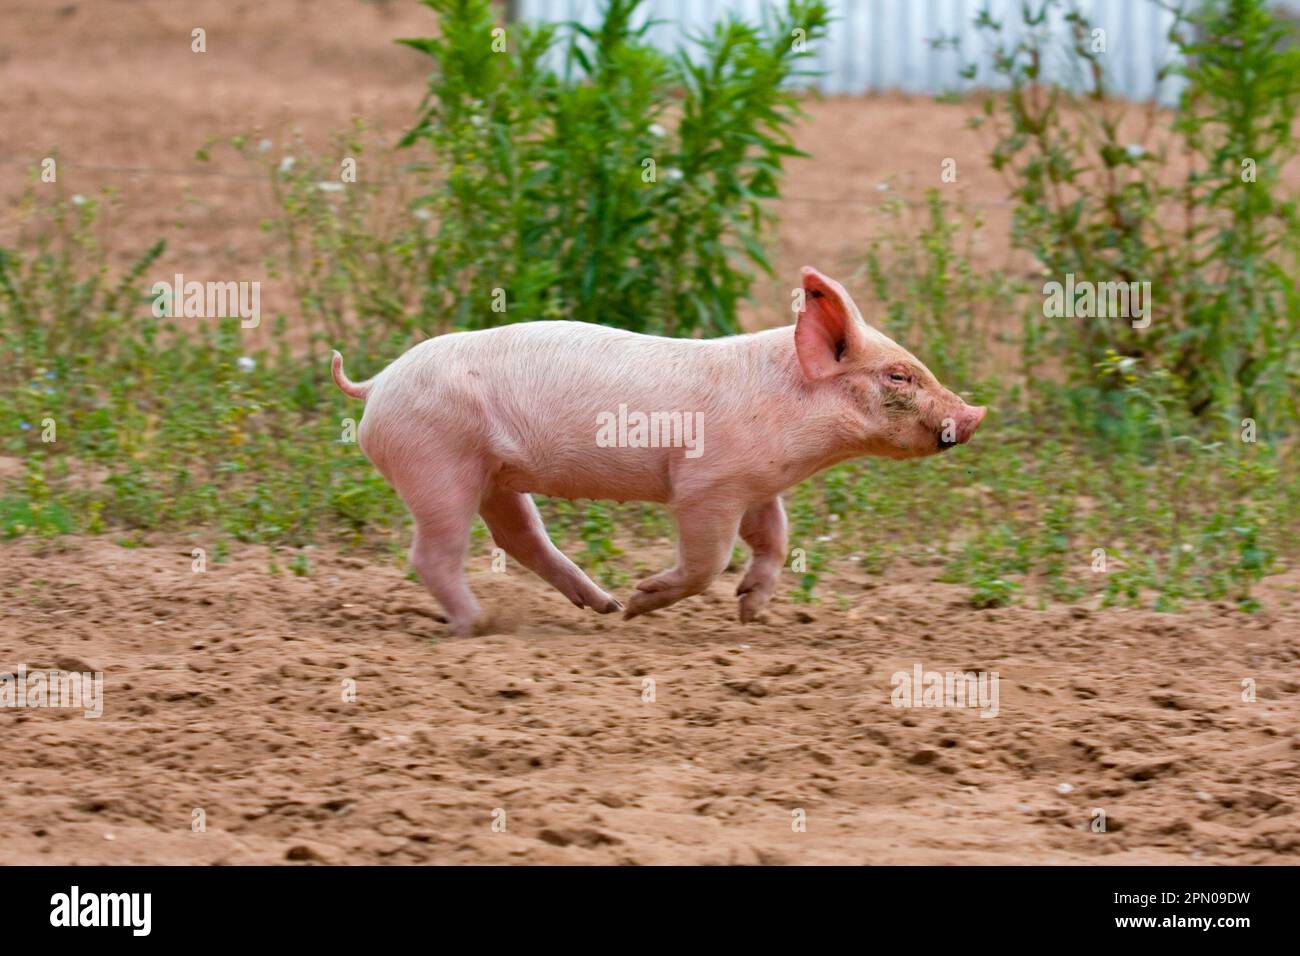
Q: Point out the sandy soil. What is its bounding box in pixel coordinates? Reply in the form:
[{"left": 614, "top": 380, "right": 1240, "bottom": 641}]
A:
[{"left": 2, "top": 535, "right": 1298, "bottom": 865}]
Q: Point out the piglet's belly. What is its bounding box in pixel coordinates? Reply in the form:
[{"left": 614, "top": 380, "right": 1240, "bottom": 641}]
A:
[{"left": 492, "top": 453, "right": 673, "bottom": 504}]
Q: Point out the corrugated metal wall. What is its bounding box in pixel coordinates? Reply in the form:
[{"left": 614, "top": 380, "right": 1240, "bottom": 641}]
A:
[{"left": 517, "top": 0, "right": 1185, "bottom": 103}]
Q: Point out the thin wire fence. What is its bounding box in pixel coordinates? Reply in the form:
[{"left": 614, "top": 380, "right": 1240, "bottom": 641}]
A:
[{"left": 0, "top": 157, "right": 1011, "bottom": 214}]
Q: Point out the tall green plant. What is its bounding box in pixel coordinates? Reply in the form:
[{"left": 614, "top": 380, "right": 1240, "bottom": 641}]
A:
[
  {"left": 399, "top": 0, "right": 829, "bottom": 336},
  {"left": 968, "top": 0, "right": 1300, "bottom": 431},
  {"left": 1173, "top": 0, "right": 1300, "bottom": 426}
]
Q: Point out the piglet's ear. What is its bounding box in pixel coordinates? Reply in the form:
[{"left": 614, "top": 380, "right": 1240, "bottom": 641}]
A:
[{"left": 795, "top": 267, "right": 865, "bottom": 381}]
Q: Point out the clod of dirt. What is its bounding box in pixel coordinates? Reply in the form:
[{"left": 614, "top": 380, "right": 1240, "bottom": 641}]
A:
[
  {"left": 1246, "top": 790, "right": 1286, "bottom": 812},
  {"left": 537, "top": 827, "right": 622, "bottom": 849},
  {"left": 285, "top": 844, "right": 331, "bottom": 863},
  {"left": 1101, "top": 752, "right": 1177, "bottom": 781},
  {"left": 1150, "top": 691, "right": 1199, "bottom": 711}
]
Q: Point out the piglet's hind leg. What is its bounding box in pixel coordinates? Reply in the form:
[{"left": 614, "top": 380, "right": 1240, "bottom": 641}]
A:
[
  {"left": 389, "top": 458, "right": 487, "bottom": 637},
  {"left": 480, "top": 487, "right": 622, "bottom": 614}
]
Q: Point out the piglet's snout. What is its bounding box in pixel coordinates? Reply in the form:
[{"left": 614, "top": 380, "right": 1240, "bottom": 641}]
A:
[
  {"left": 938, "top": 403, "right": 986, "bottom": 449},
  {"left": 955, "top": 404, "right": 986, "bottom": 444}
]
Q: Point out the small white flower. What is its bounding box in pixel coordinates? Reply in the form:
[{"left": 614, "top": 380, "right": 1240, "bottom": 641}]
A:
[
  {"left": 413, "top": 208, "right": 432, "bottom": 221},
  {"left": 257, "top": 138, "right": 273, "bottom": 153},
  {"left": 278, "top": 156, "right": 296, "bottom": 173},
  {"left": 71, "top": 194, "right": 87, "bottom": 206},
  {"left": 663, "top": 167, "right": 684, "bottom": 183},
  {"left": 1117, "top": 356, "right": 1138, "bottom": 372},
  {"left": 469, "top": 114, "right": 485, "bottom": 128},
  {"left": 1125, "top": 143, "right": 1145, "bottom": 160},
  {"left": 316, "top": 181, "right": 345, "bottom": 193},
  {"left": 1181, "top": 543, "right": 1194, "bottom": 553},
  {"left": 648, "top": 123, "right": 667, "bottom": 138},
  {"left": 236, "top": 356, "right": 256, "bottom": 373}
]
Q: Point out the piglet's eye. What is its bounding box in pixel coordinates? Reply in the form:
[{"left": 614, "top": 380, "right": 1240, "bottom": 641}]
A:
[{"left": 888, "top": 371, "right": 910, "bottom": 384}]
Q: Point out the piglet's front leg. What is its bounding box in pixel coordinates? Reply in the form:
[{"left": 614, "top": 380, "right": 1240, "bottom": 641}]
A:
[
  {"left": 623, "top": 499, "right": 744, "bottom": 620},
  {"left": 735, "top": 496, "right": 788, "bottom": 623}
]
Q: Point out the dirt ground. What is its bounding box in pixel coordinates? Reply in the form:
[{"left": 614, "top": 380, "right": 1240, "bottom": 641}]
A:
[
  {"left": 2, "top": 536, "right": 1298, "bottom": 865},
  {"left": 3, "top": 1, "right": 1300, "bottom": 865}
]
